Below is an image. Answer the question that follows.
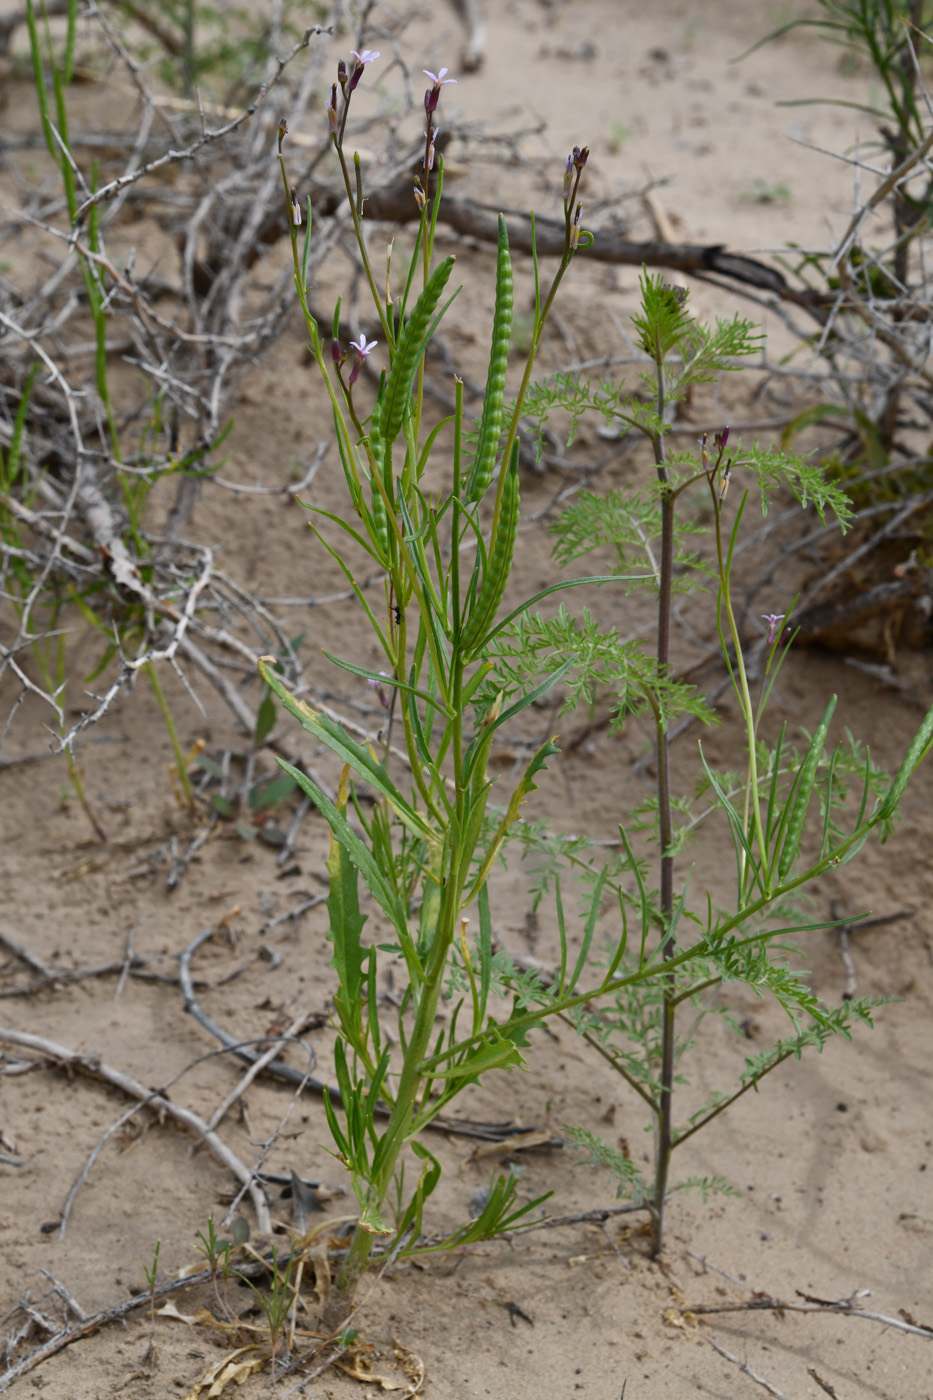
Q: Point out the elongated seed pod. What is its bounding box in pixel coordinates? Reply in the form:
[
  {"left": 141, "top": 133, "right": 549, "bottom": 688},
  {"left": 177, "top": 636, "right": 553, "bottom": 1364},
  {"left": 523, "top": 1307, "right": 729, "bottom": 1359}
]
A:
[
  {"left": 776, "top": 695, "right": 837, "bottom": 883},
  {"left": 460, "top": 444, "right": 520, "bottom": 658},
  {"left": 367, "top": 384, "right": 391, "bottom": 558},
  {"left": 466, "top": 215, "right": 513, "bottom": 503},
  {"left": 379, "top": 257, "right": 455, "bottom": 447},
  {"left": 369, "top": 470, "right": 390, "bottom": 560},
  {"left": 878, "top": 700, "right": 933, "bottom": 821}
]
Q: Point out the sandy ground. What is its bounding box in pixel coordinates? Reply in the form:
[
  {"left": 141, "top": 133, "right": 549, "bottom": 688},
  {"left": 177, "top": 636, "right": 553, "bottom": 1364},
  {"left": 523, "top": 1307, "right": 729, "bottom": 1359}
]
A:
[{"left": 1, "top": 2, "right": 932, "bottom": 1398}]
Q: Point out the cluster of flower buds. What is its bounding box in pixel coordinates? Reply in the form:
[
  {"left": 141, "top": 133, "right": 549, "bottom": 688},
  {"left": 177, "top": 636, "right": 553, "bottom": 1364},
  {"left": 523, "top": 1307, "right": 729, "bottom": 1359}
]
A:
[
  {"left": 326, "top": 49, "right": 381, "bottom": 141},
  {"left": 419, "top": 69, "right": 455, "bottom": 185},
  {"left": 332, "top": 332, "right": 377, "bottom": 386},
  {"left": 562, "top": 146, "right": 589, "bottom": 250},
  {"left": 700, "top": 426, "right": 732, "bottom": 500},
  {"left": 563, "top": 145, "right": 589, "bottom": 197}
]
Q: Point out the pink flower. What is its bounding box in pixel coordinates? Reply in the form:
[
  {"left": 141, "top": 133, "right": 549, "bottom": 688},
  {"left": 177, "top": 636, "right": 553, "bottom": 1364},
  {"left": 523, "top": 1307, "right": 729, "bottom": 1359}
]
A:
[
  {"left": 348, "top": 49, "right": 380, "bottom": 92},
  {"left": 367, "top": 672, "right": 390, "bottom": 709},
  {"left": 348, "top": 333, "right": 377, "bottom": 384},
  {"left": 423, "top": 66, "right": 456, "bottom": 112},
  {"left": 762, "top": 613, "right": 786, "bottom": 645}
]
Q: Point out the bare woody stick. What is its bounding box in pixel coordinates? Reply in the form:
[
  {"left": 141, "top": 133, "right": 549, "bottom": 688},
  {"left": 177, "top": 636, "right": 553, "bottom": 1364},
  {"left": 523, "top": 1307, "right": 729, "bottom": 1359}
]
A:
[{"left": 0, "top": 1026, "right": 272, "bottom": 1234}]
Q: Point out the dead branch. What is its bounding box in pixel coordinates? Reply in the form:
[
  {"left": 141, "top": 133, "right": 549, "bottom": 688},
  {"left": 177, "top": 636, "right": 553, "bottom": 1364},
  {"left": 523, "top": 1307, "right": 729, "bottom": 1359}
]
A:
[
  {"left": 700, "top": 1334, "right": 788, "bottom": 1400},
  {"left": 179, "top": 926, "right": 323, "bottom": 1090},
  {"left": 70, "top": 23, "right": 335, "bottom": 223},
  {"left": 207, "top": 1012, "right": 309, "bottom": 1133},
  {"left": 0, "top": 1026, "right": 272, "bottom": 1234},
  {"left": 0, "top": 1258, "right": 271, "bottom": 1393},
  {"left": 681, "top": 1291, "right": 933, "bottom": 1339}
]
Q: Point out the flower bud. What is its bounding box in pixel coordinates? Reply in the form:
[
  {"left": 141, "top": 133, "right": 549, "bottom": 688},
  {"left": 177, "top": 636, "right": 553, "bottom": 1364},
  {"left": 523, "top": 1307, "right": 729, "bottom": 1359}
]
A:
[{"left": 570, "top": 202, "right": 583, "bottom": 250}]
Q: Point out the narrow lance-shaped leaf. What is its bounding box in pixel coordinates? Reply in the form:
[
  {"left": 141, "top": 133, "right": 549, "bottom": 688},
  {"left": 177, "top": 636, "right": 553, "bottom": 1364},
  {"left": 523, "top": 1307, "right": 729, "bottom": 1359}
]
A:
[
  {"left": 467, "top": 737, "right": 561, "bottom": 899},
  {"left": 259, "top": 659, "right": 437, "bottom": 845},
  {"left": 326, "top": 765, "right": 369, "bottom": 1048}
]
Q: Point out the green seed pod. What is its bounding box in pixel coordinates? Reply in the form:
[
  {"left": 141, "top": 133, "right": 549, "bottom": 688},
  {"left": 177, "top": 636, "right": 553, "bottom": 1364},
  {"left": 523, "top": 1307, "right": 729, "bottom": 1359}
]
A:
[
  {"left": 460, "top": 443, "right": 520, "bottom": 659},
  {"left": 379, "top": 256, "right": 455, "bottom": 448},
  {"left": 776, "top": 695, "right": 837, "bottom": 883},
  {"left": 878, "top": 700, "right": 933, "bottom": 821},
  {"left": 366, "top": 382, "right": 391, "bottom": 559},
  {"left": 369, "top": 471, "right": 390, "bottom": 560},
  {"left": 466, "top": 215, "right": 513, "bottom": 503}
]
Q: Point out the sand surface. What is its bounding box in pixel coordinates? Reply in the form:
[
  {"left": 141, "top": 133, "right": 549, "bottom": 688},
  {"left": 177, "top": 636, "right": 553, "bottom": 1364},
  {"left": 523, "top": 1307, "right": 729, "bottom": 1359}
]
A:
[{"left": 1, "top": 2, "right": 932, "bottom": 1397}]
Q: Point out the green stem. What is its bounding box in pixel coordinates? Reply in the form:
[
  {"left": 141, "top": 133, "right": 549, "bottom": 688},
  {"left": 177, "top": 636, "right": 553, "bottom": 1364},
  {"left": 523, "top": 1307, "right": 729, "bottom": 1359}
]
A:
[
  {"left": 333, "top": 143, "right": 392, "bottom": 345},
  {"left": 709, "top": 485, "right": 769, "bottom": 894},
  {"left": 651, "top": 407, "right": 676, "bottom": 1256},
  {"left": 145, "top": 661, "right": 193, "bottom": 809},
  {"left": 427, "top": 824, "right": 881, "bottom": 1075},
  {"left": 335, "top": 854, "right": 463, "bottom": 1298},
  {"left": 671, "top": 1046, "right": 796, "bottom": 1152}
]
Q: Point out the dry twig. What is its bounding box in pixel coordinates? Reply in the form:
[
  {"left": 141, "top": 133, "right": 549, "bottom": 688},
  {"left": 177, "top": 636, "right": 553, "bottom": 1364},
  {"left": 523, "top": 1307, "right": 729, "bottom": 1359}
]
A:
[{"left": 0, "top": 1026, "right": 272, "bottom": 1233}]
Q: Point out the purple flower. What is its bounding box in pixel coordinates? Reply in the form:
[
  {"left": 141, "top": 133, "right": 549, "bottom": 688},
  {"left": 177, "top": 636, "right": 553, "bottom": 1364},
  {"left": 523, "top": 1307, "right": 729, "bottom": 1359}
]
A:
[
  {"left": 423, "top": 65, "right": 456, "bottom": 112},
  {"left": 349, "top": 332, "right": 376, "bottom": 358},
  {"left": 348, "top": 48, "right": 380, "bottom": 92},
  {"left": 348, "top": 332, "right": 377, "bottom": 384},
  {"left": 367, "top": 671, "right": 390, "bottom": 709},
  {"left": 762, "top": 613, "right": 786, "bottom": 645}
]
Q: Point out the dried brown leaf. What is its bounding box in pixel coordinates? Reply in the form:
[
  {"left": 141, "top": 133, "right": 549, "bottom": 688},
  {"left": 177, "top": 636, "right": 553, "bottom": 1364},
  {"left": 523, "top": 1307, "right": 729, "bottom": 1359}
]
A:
[{"left": 183, "top": 1344, "right": 265, "bottom": 1399}]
